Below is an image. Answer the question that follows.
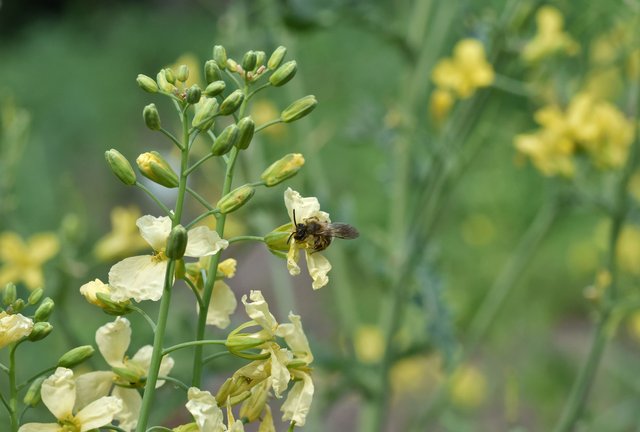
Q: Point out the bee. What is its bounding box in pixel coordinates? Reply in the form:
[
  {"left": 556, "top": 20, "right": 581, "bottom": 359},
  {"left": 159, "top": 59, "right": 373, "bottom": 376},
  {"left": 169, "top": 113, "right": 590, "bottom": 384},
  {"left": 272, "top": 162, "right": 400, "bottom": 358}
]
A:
[{"left": 288, "top": 209, "right": 359, "bottom": 252}]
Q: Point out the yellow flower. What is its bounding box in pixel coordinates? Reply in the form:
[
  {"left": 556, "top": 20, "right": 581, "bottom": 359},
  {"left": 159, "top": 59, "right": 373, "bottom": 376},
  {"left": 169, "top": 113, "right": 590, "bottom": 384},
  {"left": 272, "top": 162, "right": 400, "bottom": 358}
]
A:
[
  {"left": 616, "top": 224, "right": 640, "bottom": 276},
  {"left": 354, "top": 325, "right": 385, "bottom": 364},
  {"left": 432, "top": 39, "right": 494, "bottom": 99},
  {"left": 251, "top": 100, "right": 286, "bottom": 138},
  {"left": 429, "top": 88, "right": 454, "bottom": 123},
  {"left": 522, "top": 6, "right": 579, "bottom": 62},
  {"left": 0, "top": 231, "right": 59, "bottom": 290},
  {"left": 94, "top": 206, "right": 149, "bottom": 262},
  {"left": 450, "top": 364, "right": 488, "bottom": 409}
]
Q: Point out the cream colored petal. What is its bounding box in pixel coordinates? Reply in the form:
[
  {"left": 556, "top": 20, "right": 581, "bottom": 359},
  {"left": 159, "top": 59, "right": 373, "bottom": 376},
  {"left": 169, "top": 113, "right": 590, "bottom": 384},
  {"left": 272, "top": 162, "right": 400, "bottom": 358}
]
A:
[
  {"left": 241, "top": 290, "right": 278, "bottom": 334},
  {"left": 79, "top": 279, "right": 111, "bottom": 306},
  {"left": 76, "top": 395, "right": 123, "bottom": 431},
  {"left": 186, "top": 387, "right": 225, "bottom": 432},
  {"left": 286, "top": 244, "right": 301, "bottom": 276},
  {"left": 267, "top": 344, "right": 292, "bottom": 398},
  {"left": 130, "top": 345, "right": 175, "bottom": 387},
  {"left": 108, "top": 255, "right": 168, "bottom": 302},
  {"left": 136, "top": 215, "right": 172, "bottom": 251},
  {"left": 112, "top": 387, "right": 141, "bottom": 431},
  {"left": 27, "top": 233, "right": 60, "bottom": 263},
  {"left": 17, "top": 424, "right": 60, "bottom": 432},
  {"left": 96, "top": 317, "right": 131, "bottom": 368},
  {"left": 205, "top": 280, "right": 237, "bottom": 329},
  {"left": 75, "top": 371, "right": 114, "bottom": 411},
  {"left": 305, "top": 251, "right": 331, "bottom": 289},
  {"left": 184, "top": 226, "right": 228, "bottom": 258},
  {"left": 284, "top": 188, "right": 321, "bottom": 223},
  {"left": 0, "top": 313, "right": 34, "bottom": 349},
  {"left": 276, "top": 313, "right": 313, "bottom": 364},
  {"left": 41, "top": 367, "right": 76, "bottom": 420},
  {"left": 281, "top": 372, "right": 314, "bottom": 426},
  {"left": 258, "top": 405, "right": 276, "bottom": 432},
  {"left": 229, "top": 420, "right": 245, "bottom": 431}
]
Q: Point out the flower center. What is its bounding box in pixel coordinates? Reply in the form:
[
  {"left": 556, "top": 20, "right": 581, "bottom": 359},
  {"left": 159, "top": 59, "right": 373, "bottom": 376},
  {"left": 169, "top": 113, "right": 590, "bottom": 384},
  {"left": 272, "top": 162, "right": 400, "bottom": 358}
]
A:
[
  {"left": 151, "top": 250, "right": 167, "bottom": 263},
  {"left": 59, "top": 415, "right": 81, "bottom": 432}
]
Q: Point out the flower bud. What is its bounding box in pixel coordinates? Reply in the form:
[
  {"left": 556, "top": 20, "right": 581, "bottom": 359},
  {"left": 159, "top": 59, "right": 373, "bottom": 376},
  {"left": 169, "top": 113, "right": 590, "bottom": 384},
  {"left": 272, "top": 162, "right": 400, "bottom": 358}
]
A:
[
  {"left": 211, "top": 124, "right": 239, "bottom": 156},
  {"left": 34, "top": 298, "right": 54, "bottom": 322},
  {"left": 28, "top": 322, "right": 53, "bottom": 341},
  {"left": 57, "top": 345, "right": 95, "bottom": 368},
  {"left": 11, "top": 299, "right": 25, "bottom": 313},
  {"left": 255, "top": 51, "right": 266, "bottom": 68},
  {"left": 3, "top": 282, "right": 16, "bottom": 305},
  {"left": 136, "top": 151, "right": 179, "bottom": 188},
  {"left": 186, "top": 85, "right": 202, "bottom": 104},
  {"left": 173, "top": 424, "right": 199, "bottom": 432},
  {"left": 219, "top": 90, "right": 244, "bottom": 116},
  {"left": 242, "top": 51, "right": 257, "bottom": 72},
  {"left": 177, "top": 64, "right": 190, "bottom": 82},
  {"left": 204, "top": 81, "right": 226, "bottom": 97},
  {"left": 225, "top": 333, "right": 268, "bottom": 352},
  {"left": 264, "top": 223, "right": 294, "bottom": 252},
  {"left": 239, "top": 380, "right": 269, "bottom": 422},
  {"left": 174, "top": 259, "right": 186, "bottom": 280},
  {"left": 217, "top": 184, "right": 255, "bottom": 214},
  {"left": 268, "top": 46, "right": 287, "bottom": 69},
  {"left": 226, "top": 58, "right": 239, "bottom": 73},
  {"left": 235, "top": 117, "right": 255, "bottom": 150},
  {"left": 95, "top": 292, "right": 133, "bottom": 315},
  {"left": 213, "top": 45, "right": 228, "bottom": 69},
  {"left": 166, "top": 225, "right": 188, "bottom": 259},
  {"left": 156, "top": 69, "right": 176, "bottom": 93},
  {"left": 143, "top": 103, "right": 161, "bottom": 131},
  {"left": 261, "top": 153, "right": 305, "bottom": 186},
  {"left": 204, "top": 60, "right": 222, "bottom": 83},
  {"left": 281, "top": 95, "right": 317, "bottom": 123},
  {"left": 164, "top": 68, "right": 176, "bottom": 84},
  {"left": 136, "top": 74, "right": 159, "bottom": 93},
  {"left": 105, "top": 149, "right": 137, "bottom": 186},
  {"left": 217, "top": 258, "right": 237, "bottom": 278},
  {"left": 112, "top": 366, "right": 143, "bottom": 384},
  {"left": 269, "top": 60, "right": 297, "bottom": 87},
  {"left": 228, "top": 390, "right": 251, "bottom": 406},
  {"left": 192, "top": 97, "right": 219, "bottom": 131},
  {"left": 23, "top": 376, "right": 46, "bottom": 407},
  {"left": 28, "top": 288, "right": 44, "bottom": 305}
]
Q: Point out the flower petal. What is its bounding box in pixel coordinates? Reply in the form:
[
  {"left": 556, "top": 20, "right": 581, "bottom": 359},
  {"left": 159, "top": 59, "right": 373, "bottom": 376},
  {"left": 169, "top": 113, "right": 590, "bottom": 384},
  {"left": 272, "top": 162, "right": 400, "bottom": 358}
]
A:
[
  {"left": 241, "top": 290, "right": 278, "bottom": 335},
  {"left": 276, "top": 313, "right": 313, "bottom": 364},
  {"left": 136, "top": 215, "right": 172, "bottom": 251},
  {"left": 184, "top": 226, "right": 228, "bottom": 258},
  {"left": 75, "top": 371, "right": 114, "bottom": 411},
  {"left": 267, "top": 344, "right": 292, "bottom": 398},
  {"left": 305, "top": 251, "right": 331, "bottom": 289},
  {"left": 0, "top": 312, "right": 34, "bottom": 349},
  {"left": 281, "top": 372, "right": 314, "bottom": 426},
  {"left": 76, "top": 395, "right": 123, "bottom": 431},
  {"left": 112, "top": 387, "right": 142, "bottom": 431},
  {"left": 41, "top": 367, "right": 76, "bottom": 420},
  {"left": 96, "top": 317, "right": 131, "bottom": 368},
  {"left": 108, "top": 255, "right": 168, "bottom": 302},
  {"left": 186, "top": 387, "right": 225, "bottom": 432},
  {"left": 286, "top": 244, "right": 301, "bottom": 276},
  {"left": 27, "top": 233, "right": 60, "bottom": 263},
  {"left": 284, "top": 188, "right": 329, "bottom": 223},
  {"left": 205, "top": 280, "right": 237, "bottom": 329},
  {"left": 17, "top": 424, "right": 60, "bottom": 432},
  {"left": 129, "top": 345, "right": 175, "bottom": 388}
]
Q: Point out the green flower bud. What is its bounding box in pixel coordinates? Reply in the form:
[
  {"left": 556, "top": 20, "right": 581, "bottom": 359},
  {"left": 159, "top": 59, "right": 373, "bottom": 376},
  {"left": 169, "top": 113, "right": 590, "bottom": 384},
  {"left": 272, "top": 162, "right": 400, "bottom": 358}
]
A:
[
  {"left": 192, "top": 97, "right": 219, "bottom": 131},
  {"left": 143, "top": 103, "right": 161, "bottom": 131},
  {"left": 112, "top": 366, "right": 143, "bottom": 384},
  {"left": 226, "top": 58, "right": 239, "bottom": 73},
  {"left": 186, "top": 85, "right": 202, "bottom": 104},
  {"left": 105, "top": 149, "right": 137, "bottom": 186},
  {"left": 28, "top": 288, "right": 44, "bottom": 305},
  {"left": 95, "top": 292, "right": 133, "bottom": 316},
  {"left": 177, "top": 64, "right": 190, "bottom": 82},
  {"left": 28, "top": 322, "right": 53, "bottom": 341},
  {"left": 211, "top": 124, "right": 239, "bottom": 156},
  {"left": 255, "top": 51, "right": 266, "bottom": 68},
  {"left": 166, "top": 225, "right": 188, "bottom": 259},
  {"left": 203, "top": 81, "right": 226, "bottom": 97},
  {"left": 164, "top": 68, "right": 176, "bottom": 84},
  {"left": 136, "top": 74, "right": 159, "bottom": 93},
  {"left": 239, "top": 380, "right": 269, "bottom": 422},
  {"left": 57, "top": 345, "right": 95, "bottom": 368},
  {"left": 23, "top": 376, "right": 46, "bottom": 407},
  {"left": 261, "top": 153, "right": 305, "bottom": 186},
  {"left": 242, "top": 51, "right": 257, "bottom": 72},
  {"left": 264, "top": 223, "right": 295, "bottom": 252},
  {"left": 228, "top": 390, "right": 251, "bottom": 406},
  {"left": 3, "top": 283, "right": 16, "bottom": 305},
  {"left": 136, "top": 151, "right": 179, "bottom": 188},
  {"left": 156, "top": 69, "right": 176, "bottom": 93},
  {"left": 219, "top": 90, "right": 244, "bottom": 116},
  {"left": 235, "top": 117, "right": 255, "bottom": 150},
  {"left": 281, "top": 95, "right": 317, "bottom": 123},
  {"left": 213, "top": 45, "right": 228, "bottom": 69},
  {"left": 217, "top": 184, "right": 255, "bottom": 214},
  {"left": 34, "top": 298, "right": 54, "bottom": 322},
  {"left": 268, "top": 46, "right": 287, "bottom": 69},
  {"left": 269, "top": 60, "right": 297, "bottom": 87},
  {"left": 204, "top": 60, "right": 222, "bottom": 83},
  {"left": 11, "top": 299, "right": 25, "bottom": 313}
]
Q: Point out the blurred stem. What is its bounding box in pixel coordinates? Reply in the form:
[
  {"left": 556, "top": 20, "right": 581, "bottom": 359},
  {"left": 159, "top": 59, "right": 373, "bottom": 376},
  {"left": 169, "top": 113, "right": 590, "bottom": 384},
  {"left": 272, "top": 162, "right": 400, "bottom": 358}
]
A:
[
  {"left": 135, "top": 182, "right": 172, "bottom": 217},
  {"left": 9, "top": 344, "right": 18, "bottom": 432}
]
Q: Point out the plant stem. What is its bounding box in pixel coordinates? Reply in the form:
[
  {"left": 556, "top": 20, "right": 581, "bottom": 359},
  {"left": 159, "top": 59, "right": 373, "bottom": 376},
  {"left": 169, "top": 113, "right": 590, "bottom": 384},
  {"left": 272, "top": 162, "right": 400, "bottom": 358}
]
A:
[
  {"left": 163, "top": 339, "right": 226, "bottom": 356},
  {"left": 227, "top": 235, "right": 265, "bottom": 245},
  {"left": 130, "top": 305, "right": 157, "bottom": 333},
  {"left": 9, "top": 344, "right": 18, "bottom": 432},
  {"left": 255, "top": 118, "right": 283, "bottom": 133},
  {"left": 135, "top": 182, "right": 172, "bottom": 217}
]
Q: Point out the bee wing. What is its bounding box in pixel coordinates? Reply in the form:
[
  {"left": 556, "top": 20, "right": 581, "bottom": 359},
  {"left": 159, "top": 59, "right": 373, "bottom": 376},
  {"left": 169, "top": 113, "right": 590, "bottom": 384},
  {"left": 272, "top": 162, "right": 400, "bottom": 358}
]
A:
[{"left": 326, "top": 223, "right": 359, "bottom": 239}]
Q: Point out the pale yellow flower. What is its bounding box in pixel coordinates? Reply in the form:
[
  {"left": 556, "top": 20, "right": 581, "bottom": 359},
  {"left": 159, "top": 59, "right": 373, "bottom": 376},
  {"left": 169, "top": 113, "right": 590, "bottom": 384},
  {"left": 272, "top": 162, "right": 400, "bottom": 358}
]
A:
[
  {"left": 429, "top": 88, "right": 454, "bottom": 123},
  {"left": 450, "top": 365, "right": 488, "bottom": 409},
  {"left": 186, "top": 257, "right": 238, "bottom": 329},
  {"left": 94, "top": 206, "right": 149, "bottom": 262},
  {"left": 79, "top": 279, "right": 112, "bottom": 307},
  {"left": 185, "top": 387, "right": 225, "bottom": 431},
  {"left": 616, "top": 225, "right": 640, "bottom": 276},
  {"left": 522, "top": 6, "right": 579, "bottom": 62},
  {"left": 0, "top": 311, "right": 33, "bottom": 348},
  {"left": 432, "top": 39, "right": 494, "bottom": 99},
  {"left": 0, "top": 231, "right": 59, "bottom": 290},
  {"left": 281, "top": 370, "right": 314, "bottom": 426},
  {"left": 354, "top": 325, "right": 385, "bottom": 364}
]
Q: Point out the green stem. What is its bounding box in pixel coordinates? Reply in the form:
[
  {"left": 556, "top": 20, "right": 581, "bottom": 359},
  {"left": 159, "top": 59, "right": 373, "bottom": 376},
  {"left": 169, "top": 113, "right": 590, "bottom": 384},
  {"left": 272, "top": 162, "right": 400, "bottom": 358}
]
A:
[
  {"left": 491, "top": 74, "right": 532, "bottom": 98},
  {"left": 135, "top": 182, "right": 172, "bottom": 217},
  {"left": 187, "top": 186, "right": 215, "bottom": 211},
  {"left": 17, "top": 366, "right": 55, "bottom": 391},
  {"left": 288, "top": 422, "right": 297, "bottom": 432},
  {"left": 186, "top": 209, "right": 220, "bottom": 229},
  {"left": 157, "top": 375, "right": 190, "bottom": 392},
  {"left": 255, "top": 118, "right": 283, "bottom": 133},
  {"left": 163, "top": 339, "right": 226, "bottom": 356},
  {"left": 247, "top": 83, "right": 271, "bottom": 100},
  {"left": 185, "top": 153, "right": 215, "bottom": 176},
  {"left": 184, "top": 278, "right": 205, "bottom": 309},
  {"left": 130, "top": 305, "right": 157, "bottom": 333},
  {"left": 203, "top": 351, "right": 232, "bottom": 364},
  {"left": 100, "top": 426, "right": 128, "bottom": 432},
  {"left": 0, "top": 389, "right": 10, "bottom": 414},
  {"left": 0, "top": 362, "right": 9, "bottom": 374},
  {"left": 227, "top": 235, "right": 265, "bottom": 245},
  {"left": 159, "top": 128, "right": 183, "bottom": 150},
  {"left": 9, "top": 344, "right": 18, "bottom": 432}
]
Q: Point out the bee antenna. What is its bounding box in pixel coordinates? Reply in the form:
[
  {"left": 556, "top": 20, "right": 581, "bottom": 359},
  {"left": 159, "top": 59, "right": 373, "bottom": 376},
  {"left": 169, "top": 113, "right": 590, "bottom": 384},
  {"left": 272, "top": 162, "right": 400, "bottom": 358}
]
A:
[
  {"left": 293, "top": 208, "right": 298, "bottom": 226},
  {"left": 287, "top": 231, "right": 295, "bottom": 245}
]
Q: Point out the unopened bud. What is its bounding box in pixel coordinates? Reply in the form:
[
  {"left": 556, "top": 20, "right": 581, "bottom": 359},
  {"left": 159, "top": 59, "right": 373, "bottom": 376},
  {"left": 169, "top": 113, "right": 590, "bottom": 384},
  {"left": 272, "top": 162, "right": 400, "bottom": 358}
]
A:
[
  {"left": 164, "top": 68, "right": 176, "bottom": 84},
  {"left": 226, "top": 58, "right": 239, "bottom": 73},
  {"left": 213, "top": 45, "right": 228, "bottom": 69},
  {"left": 242, "top": 51, "right": 257, "bottom": 72},
  {"left": 268, "top": 46, "right": 287, "bottom": 69},
  {"left": 226, "top": 333, "right": 267, "bottom": 352},
  {"left": 217, "top": 184, "right": 255, "bottom": 214},
  {"left": 219, "top": 90, "right": 244, "bottom": 116},
  {"left": 23, "top": 376, "right": 46, "bottom": 407},
  {"left": 105, "top": 149, "right": 137, "bottom": 186},
  {"left": 3, "top": 283, "right": 16, "bottom": 305},
  {"left": 264, "top": 223, "right": 294, "bottom": 252},
  {"left": 239, "top": 380, "right": 269, "bottom": 422},
  {"left": 136, "top": 151, "right": 179, "bottom": 188},
  {"left": 95, "top": 292, "right": 133, "bottom": 315},
  {"left": 136, "top": 74, "right": 159, "bottom": 93},
  {"left": 228, "top": 390, "right": 251, "bottom": 406},
  {"left": 192, "top": 98, "right": 219, "bottom": 131},
  {"left": 235, "top": 117, "right": 255, "bottom": 150},
  {"left": 186, "top": 85, "right": 202, "bottom": 104},
  {"left": 166, "top": 225, "right": 188, "bottom": 259},
  {"left": 112, "top": 366, "right": 143, "bottom": 384},
  {"left": 261, "top": 153, "right": 305, "bottom": 186},
  {"left": 204, "top": 81, "right": 226, "bottom": 97},
  {"left": 177, "top": 64, "right": 190, "bottom": 82},
  {"left": 143, "top": 103, "right": 161, "bottom": 131},
  {"left": 204, "top": 60, "right": 222, "bottom": 83},
  {"left": 11, "top": 299, "right": 25, "bottom": 313},
  {"left": 28, "top": 322, "right": 53, "bottom": 341},
  {"left": 255, "top": 51, "right": 266, "bottom": 68},
  {"left": 269, "top": 60, "right": 297, "bottom": 87},
  {"left": 57, "top": 345, "right": 95, "bottom": 368},
  {"left": 281, "top": 95, "right": 317, "bottom": 123},
  {"left": 34, "top": 298, "right": 54, "bottom": 322},
  {"left": 28, "top": 288, "right": 44, "bottom": 305},
  {"left": 156, "top": 69, "right": 176, "bottom": 93},
  {"left": 216, "top": 378, "right": 234, "bottom": 406},
  {"left": 211, "top": 124, "right": 239, "bottom": 156}
]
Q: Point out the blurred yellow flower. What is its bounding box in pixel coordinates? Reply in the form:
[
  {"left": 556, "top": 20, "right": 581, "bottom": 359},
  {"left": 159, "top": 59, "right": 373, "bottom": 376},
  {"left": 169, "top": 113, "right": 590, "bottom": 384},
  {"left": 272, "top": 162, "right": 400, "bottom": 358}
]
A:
[
  {"left": 522, "top": 6, "right": 579, "bottom": 62},
  {"left": 94, "top": 206, "right": 149, "bottom": 262},
  {"left": 0, "top": 231, "right": 59, "bottom": 290},
  {"left": 432, "top": 39, "right": 495, "bottom": 99},
  {"left": 616, "top": 224, "right": 640, "bottom": 276},
  {"left": 251, "top": 100, "right": 286, "bottom": 138},
  {"left": 450, "top": 364, "right": 488, "bottom": 409},
  {"left": 429, "top": 88, "right": 454, "bottom": 123},
  {"left": 390, "top": 355, "right": 441, "bottom": 397},
  {"left": 168, "top": 53, "right": 202, "bottom": 88},
  {"left": 354, "top": 325, "right": 385, "bottom": 364},
  {"left": 627, "top": 311, "right": 640, "bottom": 343}
]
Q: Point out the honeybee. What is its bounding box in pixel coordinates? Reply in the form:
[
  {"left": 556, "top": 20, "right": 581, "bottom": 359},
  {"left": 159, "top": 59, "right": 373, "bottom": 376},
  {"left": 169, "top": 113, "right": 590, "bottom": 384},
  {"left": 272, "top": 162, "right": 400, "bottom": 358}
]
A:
[{"left": 288, "top": 209, "right": 359, "bottom": 252}]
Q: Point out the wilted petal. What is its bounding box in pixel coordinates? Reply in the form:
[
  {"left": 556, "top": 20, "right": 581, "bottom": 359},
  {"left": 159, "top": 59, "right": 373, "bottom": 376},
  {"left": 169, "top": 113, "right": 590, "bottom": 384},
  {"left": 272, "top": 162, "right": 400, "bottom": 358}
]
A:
[
  {"left": 276, "top": 313, "right": 313, "bottom": 364},
  {"left": 75, "top": 371, "right": 114, "bottom": 411},
  {"left": 305, "top": 251, "right": 331, "bottom": 289},
  {"left": 76, "top": 395, "right": 123, "bottom": 431},
  {"left": 112, "top": 387, "right": 141, "bottom": 431},
  {"left": 41, "top": 367, "right": 76, "bottom": 420},
  {"left": 205, "top": 280, "right": 237, "bottom": 329},
  {"left": 17, "top": 424, "right": 60, "bottom": 432},
  {"left": 136, "top": 215, "right": 171, "bottom": 251},
  {"left": 184, "top": 226, "right": 228, "bottom": 258},
  {"left": 258, "top": 405, "right": 276, "bottom": 432},
  {"left": 186, "top": 387, "right": 225, "bottom": 432},
  {"left": 241, "top": 291, "right": 278, "bottom": 335},
  {"left": 108, "top": 255, "right": 168, "bottom": 302},
  {"left": 0, "top": 312, "right": 34, "bottom": 349},
  {"left": 95, "top": 317, "right": 131, "bottom": 368},
  {"left": 281, "top": 372, "right": 314, "bottom": 426},
  {"left": 129, "top": 345, "right": 175, "bottom": 388},
  {"left": 267, "top": 344, "right": 292, "bottom": 398},
  {"left": 286, "top": 244, "right": 301, "bottom": 276},
  {"left": 229, "top": 420, "right": 245, "bottom": 432}
]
